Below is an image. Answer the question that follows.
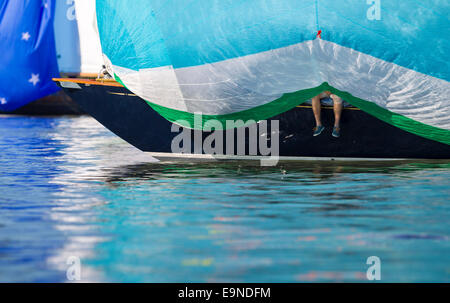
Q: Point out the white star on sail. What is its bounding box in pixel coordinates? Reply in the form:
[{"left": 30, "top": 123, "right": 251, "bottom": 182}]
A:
[
  {"left": 28, "top": 73, "right": 40, "bottom": 86},
  {"left": 21, "top": 32, "right": 31, "bottom": 41},
  {"left": 0, "top": 98, "right": 7, "bottom": 105}
]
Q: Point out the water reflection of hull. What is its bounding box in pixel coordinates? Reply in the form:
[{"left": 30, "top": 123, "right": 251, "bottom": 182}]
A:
[
  {"left": 54, "top": 78, "right": 450, "bottom": 160},
  {"left": 102, "top": 161, "right": 450, "bottom": 185}
]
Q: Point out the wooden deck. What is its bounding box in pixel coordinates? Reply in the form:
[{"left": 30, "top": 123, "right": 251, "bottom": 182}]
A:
[{"left": 53, "top": 78, "right": 124, "bottom": 87}]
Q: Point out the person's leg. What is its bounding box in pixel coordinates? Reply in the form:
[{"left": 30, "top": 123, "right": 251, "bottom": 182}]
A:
[
  {"left": 312, "top": 93, "right": 326, "bottom": 136},
  {"left": 312, "top": 94, "right": 322, "bottom": 127},
  {"left": 330, "top": 94, "right": 343, "bottom": 138},
  {"left": 331, "top": 94, "right": 343, "bottom": 127}
]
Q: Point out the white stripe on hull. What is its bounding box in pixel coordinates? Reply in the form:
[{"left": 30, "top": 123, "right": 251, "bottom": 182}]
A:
[{"left": 148, "top": 152, "right": 415, "bottom": 162}]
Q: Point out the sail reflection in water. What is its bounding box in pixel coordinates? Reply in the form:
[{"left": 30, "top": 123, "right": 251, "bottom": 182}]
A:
[{"left": 0, "top": 116, "right": 449, "bottom": 282}]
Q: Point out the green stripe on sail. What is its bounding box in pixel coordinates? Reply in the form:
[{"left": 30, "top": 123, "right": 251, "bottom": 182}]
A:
[
  {"left": 324, "top": 84, "right": 450, "bottom": 146},
  {"left": 114, "top": 74, "right": 450, "bottom": 145},
  {"left": 147, "top": 86, "right": 325, "bottom": 129},
  {"left": 114, "top": 72, "right": 325, "bottom": 128}
]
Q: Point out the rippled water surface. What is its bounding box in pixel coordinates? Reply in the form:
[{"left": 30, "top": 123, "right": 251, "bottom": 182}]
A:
[{"left": 0, "top": 115, "right": 449, "bottom": 282}]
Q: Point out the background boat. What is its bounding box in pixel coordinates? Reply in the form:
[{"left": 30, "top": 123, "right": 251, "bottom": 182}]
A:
[{"left": 0, "top": 0, "right": 103, "bottom": 115}]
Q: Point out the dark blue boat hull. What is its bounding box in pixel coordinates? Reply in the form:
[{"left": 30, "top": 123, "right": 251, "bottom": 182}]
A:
[{"left": 58, "top": 81, "right": 450, "bottom": 159}]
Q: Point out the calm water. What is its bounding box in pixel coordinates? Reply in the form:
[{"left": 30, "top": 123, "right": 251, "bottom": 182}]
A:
[{"left": 0, "top": 115, "right": 449, "bottom": 282}]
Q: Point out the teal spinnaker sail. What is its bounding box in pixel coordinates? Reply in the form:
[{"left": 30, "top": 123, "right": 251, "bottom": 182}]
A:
[{"left": 95, "top": 0, "right": 450, "bottom": 144}]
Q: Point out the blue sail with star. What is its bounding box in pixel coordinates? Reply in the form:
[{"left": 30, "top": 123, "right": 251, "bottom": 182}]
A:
[{"left": 0, "top": 0, "right": 60, "bottom": 112}]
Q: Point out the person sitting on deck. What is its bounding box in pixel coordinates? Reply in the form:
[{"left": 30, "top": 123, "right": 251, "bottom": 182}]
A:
[{"left": 311, "top": 91, "right": 343, "bottom": 138}]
